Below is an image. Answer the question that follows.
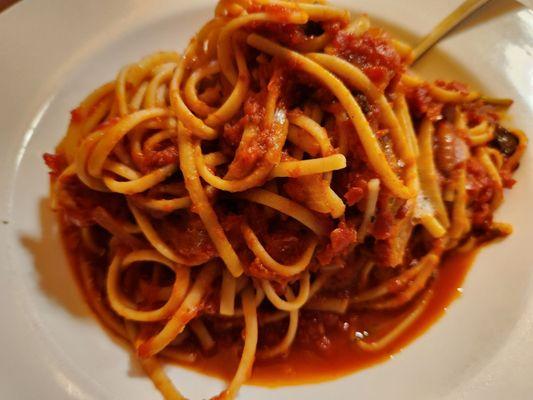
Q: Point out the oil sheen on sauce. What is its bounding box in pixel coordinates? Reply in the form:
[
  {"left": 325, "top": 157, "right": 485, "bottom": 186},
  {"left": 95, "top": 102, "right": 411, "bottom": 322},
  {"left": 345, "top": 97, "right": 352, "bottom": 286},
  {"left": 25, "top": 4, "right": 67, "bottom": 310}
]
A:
[
  {"left": 61, "top": 220, "right": 477, "bottom": 387},
  {"left": 173, "top": 250, "right": 477, "bottom": 386}
]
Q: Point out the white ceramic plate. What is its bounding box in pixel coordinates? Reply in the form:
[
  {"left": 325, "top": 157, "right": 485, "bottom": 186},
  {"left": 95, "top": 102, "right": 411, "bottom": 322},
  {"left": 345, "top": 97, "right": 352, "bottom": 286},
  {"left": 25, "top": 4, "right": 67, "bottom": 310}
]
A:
[{"left": 1, "top": 0, "right": 532, "bottom": 399}]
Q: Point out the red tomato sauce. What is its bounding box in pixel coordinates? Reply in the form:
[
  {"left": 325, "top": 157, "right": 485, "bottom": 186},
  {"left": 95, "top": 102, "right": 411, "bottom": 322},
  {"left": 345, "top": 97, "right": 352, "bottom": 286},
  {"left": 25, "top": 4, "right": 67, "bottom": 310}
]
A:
[{"left": 171, "top": 250, "right": 477, "bottom": 386}]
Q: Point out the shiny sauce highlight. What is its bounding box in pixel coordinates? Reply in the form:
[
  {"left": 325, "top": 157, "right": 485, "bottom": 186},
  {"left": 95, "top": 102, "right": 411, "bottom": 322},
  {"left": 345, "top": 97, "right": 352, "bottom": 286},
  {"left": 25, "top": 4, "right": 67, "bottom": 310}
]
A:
[{"left": 174, "top": 250, "right": 477, "bottom": 386}]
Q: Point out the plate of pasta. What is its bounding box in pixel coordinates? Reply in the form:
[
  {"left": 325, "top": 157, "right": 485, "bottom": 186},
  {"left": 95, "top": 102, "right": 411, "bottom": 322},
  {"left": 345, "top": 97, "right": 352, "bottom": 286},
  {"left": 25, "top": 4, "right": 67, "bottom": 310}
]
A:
[{"left": 1, "top": 0, "right": 533, "bottom": 399}]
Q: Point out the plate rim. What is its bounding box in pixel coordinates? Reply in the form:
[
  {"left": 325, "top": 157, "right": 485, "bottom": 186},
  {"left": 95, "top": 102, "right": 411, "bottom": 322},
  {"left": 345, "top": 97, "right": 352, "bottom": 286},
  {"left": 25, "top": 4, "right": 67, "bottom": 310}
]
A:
[{"left": 1, "top": 1, "right": 533, "bottom": 399}]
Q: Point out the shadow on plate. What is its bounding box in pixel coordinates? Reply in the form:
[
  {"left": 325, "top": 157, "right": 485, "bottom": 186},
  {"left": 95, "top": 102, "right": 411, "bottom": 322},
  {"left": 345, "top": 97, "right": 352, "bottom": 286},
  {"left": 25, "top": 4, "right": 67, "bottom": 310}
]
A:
[
  {"left": 20, "top": 197, "right": 89, "bottom": 318},
  {"left": 20, "top": 197, "right": 146, "bottom": 377}
]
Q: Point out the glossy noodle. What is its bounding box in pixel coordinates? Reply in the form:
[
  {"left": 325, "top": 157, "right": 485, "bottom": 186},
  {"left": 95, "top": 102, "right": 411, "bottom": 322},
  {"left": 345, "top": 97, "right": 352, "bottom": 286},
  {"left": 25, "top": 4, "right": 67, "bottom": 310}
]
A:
[{"left": 44, "top": 1, "right": 526, "bottom": 399}]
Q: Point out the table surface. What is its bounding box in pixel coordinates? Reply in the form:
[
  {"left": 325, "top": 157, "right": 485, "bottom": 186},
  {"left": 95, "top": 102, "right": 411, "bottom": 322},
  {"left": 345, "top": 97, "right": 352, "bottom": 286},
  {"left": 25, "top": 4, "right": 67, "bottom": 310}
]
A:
[{"left": 0, "top": 0, "right": 19, "bottom": 13}]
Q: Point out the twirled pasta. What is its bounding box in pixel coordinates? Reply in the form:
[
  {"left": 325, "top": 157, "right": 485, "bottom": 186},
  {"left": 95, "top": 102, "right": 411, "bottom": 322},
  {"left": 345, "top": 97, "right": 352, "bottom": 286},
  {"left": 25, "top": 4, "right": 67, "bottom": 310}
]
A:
[{"left": 44, "top": 1, "right": 526, "bottom": 399}]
